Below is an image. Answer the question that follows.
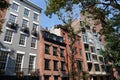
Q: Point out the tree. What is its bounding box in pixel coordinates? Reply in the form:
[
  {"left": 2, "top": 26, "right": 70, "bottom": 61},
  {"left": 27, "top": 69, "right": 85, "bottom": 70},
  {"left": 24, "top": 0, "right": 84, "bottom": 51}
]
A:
[
  {"left": 0, "top": 0, "right": 9, "bottom": 32},
  {"left": 44, "top": 0, "right": 120, "bottom": 80}
]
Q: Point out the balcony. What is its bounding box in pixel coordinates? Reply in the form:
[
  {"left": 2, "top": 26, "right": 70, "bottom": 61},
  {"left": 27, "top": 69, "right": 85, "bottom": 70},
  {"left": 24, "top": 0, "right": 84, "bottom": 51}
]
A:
[
  {"left": 6, "top": 21, "right": 18, "bottom": 30},
  {"left": 20, "top": 26, "right": 29, "bottom": 34},
  {"left": 31, "top": 28, "right": 39, "bottom": 38}
]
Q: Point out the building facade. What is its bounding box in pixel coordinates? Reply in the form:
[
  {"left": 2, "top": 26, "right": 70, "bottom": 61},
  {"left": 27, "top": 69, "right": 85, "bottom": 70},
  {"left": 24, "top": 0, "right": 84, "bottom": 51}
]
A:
[
  {"left": 50, "top": 26, "right": 84, "bottom": 80},
  {"left": 72, "top": 13, "right": 107, "bottom": 80},
  {"left": 0, "top": 0, "right": 41, "bottom": 76},
  {"left": 39, "top": 28, "right": 68, "bottom": 80}
]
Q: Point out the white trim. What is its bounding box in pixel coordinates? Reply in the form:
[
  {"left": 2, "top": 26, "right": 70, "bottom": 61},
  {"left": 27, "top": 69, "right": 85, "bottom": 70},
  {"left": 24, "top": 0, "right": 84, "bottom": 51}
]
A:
[
  {"left": 12, "top": 1, "right": 20, "bottom": 5},
  {"left": 31, "top": 37, "right": 37, "bottom": 49},
  {"left": 16, "top": 51, "right": 25, "bottom": 54},
  {"left": 24, "top": 6, "right": 31, "bottom": 11},
  {"left": 23, "top": 17, "right": 29, "bottom": 21},
  {"left": 29, "top": 53, "right": 37, "bottom": 56},
  {"left": 33, "top": 21, "right": 39, "bottom": 25},
  {"left": 3, "top": 29, "right": 14, "bottom": 44},
  {"left": 32, "top": 23, "right": 39, "bottom": 31},
  {"left": 5, "top": 53, "right": 9, "bottom": 71},
  {"left": 33, "top": 11, "right": 39, "bottom": 15},
  {"left": 12, "top": 1, "right": 20, "bottom": 12},
  {"left": 18, "top": 33, "right": 27, "bottom": 47},
  {"left": 29, "top": 53, "right": 36, "bottom": 70},
  {"left": 10, "top": 12, "right": 18, "bottom": 16},
  {"left": 33, "top": 12, "right": 39, "bottom": 21},
  {"left": 9, "top": 13, "right": 18, "bottom": 23},
  {"left": 24, "top": 6, "right": 31, "bottom": 17}
]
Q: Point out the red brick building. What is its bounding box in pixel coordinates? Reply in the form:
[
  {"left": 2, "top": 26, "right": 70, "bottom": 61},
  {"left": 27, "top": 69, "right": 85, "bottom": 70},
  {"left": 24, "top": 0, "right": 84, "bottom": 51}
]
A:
[
  {"left": 38, "top": 28, "right": 68, "bottom": 80},
  {"left": 50, "top": 26, "right": 84, "bottom": 80}
]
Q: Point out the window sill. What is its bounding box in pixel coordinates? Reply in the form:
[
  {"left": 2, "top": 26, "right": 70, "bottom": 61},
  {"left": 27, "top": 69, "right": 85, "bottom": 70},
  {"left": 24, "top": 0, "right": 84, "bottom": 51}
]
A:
[{"left": 3, "top": 41, "right": 12, "bottom": 45}]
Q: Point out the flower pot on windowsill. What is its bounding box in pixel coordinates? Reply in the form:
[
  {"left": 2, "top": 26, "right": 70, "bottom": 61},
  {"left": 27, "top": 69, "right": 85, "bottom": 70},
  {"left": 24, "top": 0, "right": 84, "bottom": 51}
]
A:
[
  {"left": 21, "top": 26, "right": 29, "bottom": 33},
  {"left": 6, "top": 21, "right": 18, "bottom": 30}
]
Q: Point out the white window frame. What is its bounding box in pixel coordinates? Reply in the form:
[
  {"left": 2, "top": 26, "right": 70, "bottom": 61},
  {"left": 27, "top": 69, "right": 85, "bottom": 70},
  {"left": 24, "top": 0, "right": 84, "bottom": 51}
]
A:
[
  {"left": 33, "top": 22, "right": 39, "bottom": 30},
  {"left": 29, "top": 53, "right": 36, "bottom": 71},
  {"left": 16, "top": 51, "right": 25, "bottom": 71},
  {"left": 33, "top": 11, "right": 39, "bottom": 21},
  {"left": 31, "top": 36, "right": 37, "bottom": 49},
  {"left": 0, "top": 51, "right": 9, "bottom": 71},
  {"left": 24, "top": 6, "right": 31, "bottom": 17},
  {"left": 3, "top": 29, "right": 14, "bottom": 44},
  {"left": 9, "top": 12, "right": 18, "bottom": 23},
  {"left": 12, "top": 1, "right": 20, "bottom": 12},
  {"left": 22, "top": 17, "right": 29, "bottom": 27},
  {"left": 19, "top": 34, "right": 27, "bottom": 47}
]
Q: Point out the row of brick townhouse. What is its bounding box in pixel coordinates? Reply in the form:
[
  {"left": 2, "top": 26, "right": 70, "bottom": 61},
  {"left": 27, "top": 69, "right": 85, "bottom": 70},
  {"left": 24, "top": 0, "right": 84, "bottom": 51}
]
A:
[{"left": 0, "top": 0, "right": 110, "bottom": 80}]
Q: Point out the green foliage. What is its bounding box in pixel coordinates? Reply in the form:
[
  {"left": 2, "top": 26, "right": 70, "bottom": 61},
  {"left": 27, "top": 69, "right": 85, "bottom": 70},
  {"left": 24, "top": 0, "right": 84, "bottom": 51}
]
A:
[{"left": 100, "top": 33, "right": 120, "bottom": 68}]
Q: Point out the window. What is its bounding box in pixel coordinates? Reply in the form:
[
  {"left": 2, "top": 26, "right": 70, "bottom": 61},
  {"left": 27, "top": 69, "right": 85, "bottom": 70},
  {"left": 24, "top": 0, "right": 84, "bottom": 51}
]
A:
[
  {"left": 86, "top": 53, "right": 91, "bottom": 61},
  {"left": 84, "top": 44, "right": 89, "bottom": 51},
  {"left": 54, "top": 76, "right": 58, "bottom": 80},
  {"left": 22, "top": 19, "right": 28, "bottom": 27},
  {"left": 0, "top": 51, "right": 8, "bottom": 71},
  {"left": 77, "top": 61, "right": 83, "bottom": 71},
  {"left": 33, "top": 13, "right": 38, "bottom": 21},
  {"left": 11, "top": 2, "right": 19, "bottom": 11},
  {"left": 44, "top": 75, "right": 50, "bottom": 80},
  {"left": 4, "top": 30, "right": 14, "bottom": 43},
  {"left": 28, "top": 55, "right": 35, "bottom": 73},
  {"left": 78, "top": 39, "right": 80, "bottom": 45},
  {"left": 91, "top": 46, "right": 96, "bottom": 53},
  {"left": 19, "top": 34, "right": 27, "bottom": 46},
  {"left": 15, "top": 54, "right": 24, "bottom": 72},
  {"left": 53, "top": 47, "right": 57, "bottom": 56},
  {"left": 45, "top": 44, "right": 50, "bottom": 54},
  {"left": 60, "top": 48, "right": 64, "bottom": 57},
  {"left": 82, "top": 35, "right": 87, "bottom": 43},
  {"left": 31, "top": 37, "right": 37, "bottom": 48},
  {"left": 9, "top": 14, "right": 17, "bottom": 23},
  {"left": 101, "top": 65, "right": 105, "bottom": 72},
  {"left": 61, "top": 61, "right": 65, "bottom": 71},
  {"left": 24, "top": 8, "right": 30, "bottom": 17},
  {"left": 94, "top": 64, "right": 100, "bottom": 71},
  {"left": 54, "top": 60, "right": 58, "bottom": 71},
  {"left": 33, "top": 23, "right": 38, "bottom": 29},
  {"left": 44, "top": 59, "right": 50, "bottom": 70},
  {"left": 99, "top": 57, "right": 104, "bottom": 64},
  {"left": 92, "top": 55, "right": 98, "bottom": 61}
]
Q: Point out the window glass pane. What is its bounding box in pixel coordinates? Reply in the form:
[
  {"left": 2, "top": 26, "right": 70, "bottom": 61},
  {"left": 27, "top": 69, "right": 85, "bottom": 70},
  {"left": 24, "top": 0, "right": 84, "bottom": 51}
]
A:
[
  {"left": 19, "top": 34, "right": 26, "bottom": 45},
  {"left": 4, "top": 30, "right": 13, "bottom": 42},
  {"left": 9, "top": 14, "right": 17, "bottom": 23},
  {"left": 33, "top": 13, "right": 38, "bottom": 21},
  {"left": 44, "top": 59, "right": 50, "bottom": 70},
  {"left": 60, "top": 48, "right": 64, "bottom": 57},
  {"left": 24, "top": 8, "right": 30, "bottom": 17},
  {"left": 45, "top": 44, "right": 50, "bottom": 54},
  {"left": 53, "top": 47, "right": 57, "bottom": 56},
  {"left": 31, "top": 37, "right": 37, "bottom": 48},
  {"left": 12, "top": 3, "right": 19, "bottom": 11},
  {"left": 28, "top": 55, "right": 35, "bottom": 73},
  {"left": 22, "top": 19, "right": 28, "bottom": 27},
  {"left": 15, "top": 54, "right": 23, "bottom": 72},
  {"left": 0, "top": 51, "right": 8, "bottom": 70}
]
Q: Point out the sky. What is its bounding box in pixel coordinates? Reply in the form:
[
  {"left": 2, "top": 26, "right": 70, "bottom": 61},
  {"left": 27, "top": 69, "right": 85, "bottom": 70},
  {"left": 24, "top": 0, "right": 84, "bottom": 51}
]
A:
[{"left": 29, "top": 0, "right": 63, "bottom": 29}]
